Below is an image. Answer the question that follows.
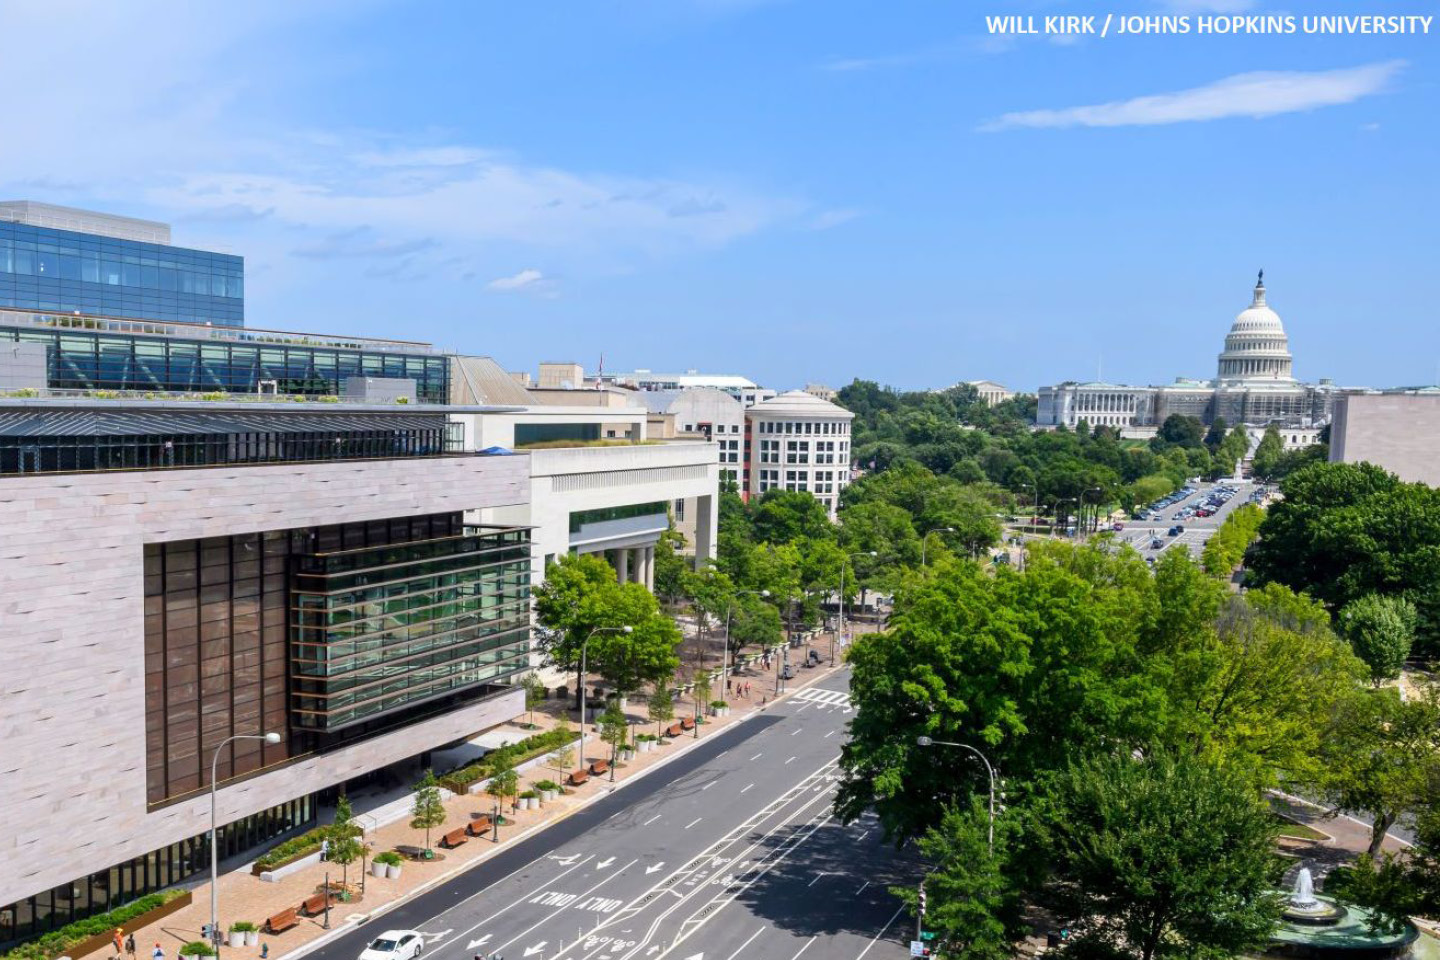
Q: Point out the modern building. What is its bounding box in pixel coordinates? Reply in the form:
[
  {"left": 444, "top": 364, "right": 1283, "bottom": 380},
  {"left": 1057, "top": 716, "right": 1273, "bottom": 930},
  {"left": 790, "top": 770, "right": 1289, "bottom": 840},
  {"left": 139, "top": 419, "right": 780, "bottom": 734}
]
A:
[
  {"left": 0, "top": 308, "right": 448, "bottom": 402},
  {"left": 1329, "top": 392, "right": 1440, "bottom": 486},
  {"left": 0, "top": 202, "right": 244, "bottom": 327},
  {"left": 803, "top": 383, "right": 838, "bottom": 402},
  {"left": 447, "top": 356, "right": 721, "bottom": 581},
  {"left": 601, "top": 369, "right": 777, "bottom": 408},
  {"left": 1037, "top": 274, "right": 1345, "bottom": 431},
  {"left": 744, "top": 389, "right": 855, "bottom": 518},
  {"left": 0, "top": 393, "right": 533, "bottom": 947}
]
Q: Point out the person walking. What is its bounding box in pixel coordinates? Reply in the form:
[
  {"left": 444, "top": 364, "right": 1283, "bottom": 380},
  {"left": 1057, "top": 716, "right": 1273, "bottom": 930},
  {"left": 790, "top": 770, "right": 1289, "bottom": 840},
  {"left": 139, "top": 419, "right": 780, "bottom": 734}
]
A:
[
  {"left": 260, "top": 944, "right": 269, "bottom": 959},
  {"left": 112, "top": 929, "right": 124, "bottom": 958},
  {"left": 126, "top": 934, "right": 136, "bottom": 958},
  {"left": 152, "top": 942, "right": 165, "bottom": 960}
]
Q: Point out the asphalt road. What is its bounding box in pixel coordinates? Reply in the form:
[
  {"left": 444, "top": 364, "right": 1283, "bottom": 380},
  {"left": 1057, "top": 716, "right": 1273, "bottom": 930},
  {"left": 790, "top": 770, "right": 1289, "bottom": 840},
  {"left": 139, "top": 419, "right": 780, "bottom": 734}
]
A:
[
  {"left": 305, "top": 669, "right": 916, "bottom": 960},
  {"left": 1114, "top": 479, "right": 1257, "bottom": 559}
]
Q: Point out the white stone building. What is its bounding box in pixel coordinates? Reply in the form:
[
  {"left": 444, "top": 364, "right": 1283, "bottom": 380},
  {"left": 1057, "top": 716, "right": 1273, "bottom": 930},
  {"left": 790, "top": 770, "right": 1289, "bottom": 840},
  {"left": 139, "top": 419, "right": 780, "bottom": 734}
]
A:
[{"left": 744, "top": 390, "right": 855, "bottom": 519}]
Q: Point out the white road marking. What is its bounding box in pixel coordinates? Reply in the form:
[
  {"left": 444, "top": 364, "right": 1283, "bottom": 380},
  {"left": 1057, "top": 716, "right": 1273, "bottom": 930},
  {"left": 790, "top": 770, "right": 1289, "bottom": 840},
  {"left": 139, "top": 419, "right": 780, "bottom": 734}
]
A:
[
  {"left": 740, "top": 783, "right": 754, "bottom": 793},
  {"left": 750, "top": 753, "right": 763, "bottom": 761},
  {"left": 431, "top": 856, "right": 595, "bottom": 953},
  {"left": 790, "top": 728, "right": 802, "bottom": 736},
  {"left": 722, "top": 928, "right": 765, "bottom": 960},
  {"left": 643, "top": 815, "right": 662, "bottom": 826},
  {"left": 786, "top": 756, "right": 797, "bottom": 764},
  {"left": 858, "top": 830, "right": 869, "bottom": 841},
  {"left": 824, "top": 730, "right": 835, "bottom": 738},
  {"left": 702, "top": 782, "right": 715, "bottom": 791},
  {"left": 855, "top": 881, "right": 870, "bottom": 895},
  {"left": 854, "top": 903, "right": 908, "bottom": 960},
  {"left": 685, "top": 817, "right": 703, "bottom": 829},
  {"left": 491, "top": 859, "right": 637, "bottom": 953},
  {"left": 790, "top": 938, "right": 817, "bottom": 960},
  {"left": 807, "top": 872, "right": 826, "bottom": 887}
]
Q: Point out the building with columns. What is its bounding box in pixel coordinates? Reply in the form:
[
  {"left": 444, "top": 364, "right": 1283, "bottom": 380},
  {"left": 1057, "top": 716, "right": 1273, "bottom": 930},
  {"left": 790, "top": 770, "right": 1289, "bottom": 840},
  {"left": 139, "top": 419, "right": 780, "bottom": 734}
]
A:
[{"left": 1037, "top": 274, "right": 1346, "bottom": 431}]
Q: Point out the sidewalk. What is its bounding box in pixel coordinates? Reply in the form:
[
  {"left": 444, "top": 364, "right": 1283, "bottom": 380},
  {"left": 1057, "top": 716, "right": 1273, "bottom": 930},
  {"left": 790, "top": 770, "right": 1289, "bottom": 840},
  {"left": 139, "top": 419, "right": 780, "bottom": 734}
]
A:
[{"left": 112, "top": 650, "right": 854, "bottom": 960}]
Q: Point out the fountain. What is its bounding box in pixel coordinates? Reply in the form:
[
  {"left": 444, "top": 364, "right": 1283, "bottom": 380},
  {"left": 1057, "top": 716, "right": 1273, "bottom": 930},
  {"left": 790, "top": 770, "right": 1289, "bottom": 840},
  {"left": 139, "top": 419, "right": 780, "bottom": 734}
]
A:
[{"left": 1266, "top": 866, "right": 1424, "bottom": 960}]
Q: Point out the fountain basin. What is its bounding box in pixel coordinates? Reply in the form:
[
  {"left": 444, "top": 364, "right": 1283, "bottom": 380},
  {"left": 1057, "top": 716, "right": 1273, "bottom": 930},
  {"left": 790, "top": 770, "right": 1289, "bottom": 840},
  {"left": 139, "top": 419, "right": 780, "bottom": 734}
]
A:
[{"left": 1269, "top": 897, "right": 1420, "bottom": 959}]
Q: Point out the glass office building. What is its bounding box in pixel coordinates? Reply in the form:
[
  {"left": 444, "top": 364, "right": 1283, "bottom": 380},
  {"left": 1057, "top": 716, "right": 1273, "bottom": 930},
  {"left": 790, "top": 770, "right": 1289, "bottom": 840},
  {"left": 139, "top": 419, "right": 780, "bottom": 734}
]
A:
[
  {"left": 0, "top": 309, "right": 450, "bottom": 402},
  {"left": 0, "top": 202, "right": 244, "bottom": 327}
]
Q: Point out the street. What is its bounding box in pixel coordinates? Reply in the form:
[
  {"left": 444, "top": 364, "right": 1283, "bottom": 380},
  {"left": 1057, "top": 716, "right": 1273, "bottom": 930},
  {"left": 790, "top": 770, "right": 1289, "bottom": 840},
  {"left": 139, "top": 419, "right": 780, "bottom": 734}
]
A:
[
  {"left": 303, "top": 668, "right": 916, "bottom": 960},
  {"left": 1113, "top": 479, "right": 1257, "bottom": 559}
]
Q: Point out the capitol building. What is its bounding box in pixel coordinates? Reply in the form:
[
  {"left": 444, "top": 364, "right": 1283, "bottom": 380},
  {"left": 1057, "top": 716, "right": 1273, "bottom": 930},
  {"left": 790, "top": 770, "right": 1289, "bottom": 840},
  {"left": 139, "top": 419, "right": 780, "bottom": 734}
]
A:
[{"left": 1036, "top": 273, "right": 1343, "bottom": 437}]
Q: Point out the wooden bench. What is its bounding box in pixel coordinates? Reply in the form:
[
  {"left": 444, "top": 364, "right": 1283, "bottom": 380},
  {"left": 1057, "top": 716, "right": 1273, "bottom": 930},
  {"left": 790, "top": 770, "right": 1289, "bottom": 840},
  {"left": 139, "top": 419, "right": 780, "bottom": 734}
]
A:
[
  {"left": 589, "top": 759, "right": 609, "bottom": 776},
  {"left": 569, "top": 768, "right": 590, "bottom": 786},
  {"left": 467, "top": 815, "right": 493, "bottom": 836},
  {"left": 300, "top": 892, "right": 332, "bottom": 917},
  {"left": 265, "top": 908, "right": 299, "bottom": 933},
  {"left": 440, "top": 827, "right": 469, "bottom": 849},
  {"left": 681, "top": 717, "right": 696, "bottom": 730},
  {"left": 664, "top": 723, "right": 683, "bottom": 738}
]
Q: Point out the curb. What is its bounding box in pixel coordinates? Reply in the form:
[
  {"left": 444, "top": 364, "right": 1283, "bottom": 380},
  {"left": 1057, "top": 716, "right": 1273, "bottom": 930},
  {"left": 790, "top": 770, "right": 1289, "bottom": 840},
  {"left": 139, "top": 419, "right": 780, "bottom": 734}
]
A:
[{"left": 275, "top": 660, "right": 849, "bottom": 960}]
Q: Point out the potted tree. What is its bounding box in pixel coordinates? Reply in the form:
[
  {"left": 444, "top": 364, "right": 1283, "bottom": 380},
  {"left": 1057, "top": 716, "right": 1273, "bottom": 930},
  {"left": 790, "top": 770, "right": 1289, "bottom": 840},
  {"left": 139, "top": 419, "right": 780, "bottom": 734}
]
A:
[
  {"left": 180, "top": 942, "right": 216, "bottom": 960},
  {"left": 521, "top": 673, "right": 546, "bottom": 729},
  {"left": 409, "top": 770, "right": 447, "bottom": 859},
  {"left": 692, "top": 672, "right": 713, "bottom": 732},
  {"left": 328, "top": 796, "right": 363, "bottom": 900},
  {"left": 648, "top": 680, "right": 674, "bottom": 741}
]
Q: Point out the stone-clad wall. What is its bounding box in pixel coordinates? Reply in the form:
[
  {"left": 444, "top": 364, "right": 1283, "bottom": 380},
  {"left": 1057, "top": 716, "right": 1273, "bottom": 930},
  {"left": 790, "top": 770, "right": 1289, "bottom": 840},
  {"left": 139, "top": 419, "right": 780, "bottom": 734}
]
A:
[
  {"left": 1330, "top": 393, "right": 1440, "bottom": 487},
  {"left": 0, "top": 455, "right": 529, "bottom": 907}
]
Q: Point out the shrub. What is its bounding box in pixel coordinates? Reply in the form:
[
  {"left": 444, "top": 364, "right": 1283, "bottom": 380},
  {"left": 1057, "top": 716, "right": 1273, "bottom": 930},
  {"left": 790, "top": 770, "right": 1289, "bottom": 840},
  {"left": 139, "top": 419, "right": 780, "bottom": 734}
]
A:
[
  {"left": 0, "top": 891, "right": 187, "bottom": 960},
  {"left": 180, "top": 942, "right": 216, "bottom": 957},
  {"left": 229, "top": 922, "right": 257, "bottom": 934},
  {"left": 519, "top": 789, "right": 538, "bottom": 800},
  {"left": 439, "top": 728, "right": 580, "bottom": 792},
  {"left": 533, "top": 779, "right": 559, "bottom": 792},
  {"left": 710, "top": 700, "right": 728, "bottom": 709},
  {"left": 253, "top": 821, "right": 360, "bottom": 871},
  {"left": 373, "top": 851, "right": 404, "bottom": 867}
]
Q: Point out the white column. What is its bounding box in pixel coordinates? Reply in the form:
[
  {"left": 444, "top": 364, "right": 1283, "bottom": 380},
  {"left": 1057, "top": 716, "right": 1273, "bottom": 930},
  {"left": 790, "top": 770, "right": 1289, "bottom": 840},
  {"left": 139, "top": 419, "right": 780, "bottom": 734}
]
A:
[
  {"left": 615, "top": 548, "right": 629, "bottom": 584},
  {"left": 643, "top": 546, "right": 655, "bottom": 591}
]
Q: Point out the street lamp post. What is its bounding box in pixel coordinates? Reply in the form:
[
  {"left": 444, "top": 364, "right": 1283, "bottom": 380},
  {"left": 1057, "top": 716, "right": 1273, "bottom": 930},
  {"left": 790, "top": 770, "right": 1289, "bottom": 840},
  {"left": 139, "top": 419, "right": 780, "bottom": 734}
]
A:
[
  {"left": 723, "top": 589, "right": 770, "bottom": 697},
  {"left": 580, "top": 625, "right": 631, "bottom": 772},
  {"left": 916, "top": 735, "right": 996, "bottom": 855},
  {"left": 210, "top": 731, "right": 281, "bottom": 954},
  {"left": 1082, "top": 486, "right": 1104, "bottom": 535},
  {"left": 837, "top": 551, "right": 877, "bottom": 666},
  {"left": 920, "top": 527, "right": 955, "bottom": 568}
]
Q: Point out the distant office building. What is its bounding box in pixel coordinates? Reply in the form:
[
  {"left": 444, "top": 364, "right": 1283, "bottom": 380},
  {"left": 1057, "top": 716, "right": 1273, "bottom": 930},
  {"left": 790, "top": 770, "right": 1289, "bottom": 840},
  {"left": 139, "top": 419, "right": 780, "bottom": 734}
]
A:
[
  {"left": 803, "top": 383, "right": 838, "bottom": 402},
  {"left": 602, "top": 368, "right": 776, "bottom": 407},
  {"left": 0, "top": 201, "right": 244, "bottom": 327},
  {"left": 1330, "top": 391, "right": 1440, "bottom": 486},
  {"left": 744, "top": 390, "right": 854, "bottom": 518},
  {"left": 962, "top": 380, "right": 1014, "bottom": 406},
  {"left": 1037, "top": 274, "right": 1347, "bottom": 430}
]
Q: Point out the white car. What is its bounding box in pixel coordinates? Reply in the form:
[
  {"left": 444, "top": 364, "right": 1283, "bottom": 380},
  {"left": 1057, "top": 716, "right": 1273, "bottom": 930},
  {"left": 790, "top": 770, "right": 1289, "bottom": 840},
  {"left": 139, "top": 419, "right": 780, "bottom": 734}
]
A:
[{"left": 360, "top": 931, "right": 425, "bottom": 960}]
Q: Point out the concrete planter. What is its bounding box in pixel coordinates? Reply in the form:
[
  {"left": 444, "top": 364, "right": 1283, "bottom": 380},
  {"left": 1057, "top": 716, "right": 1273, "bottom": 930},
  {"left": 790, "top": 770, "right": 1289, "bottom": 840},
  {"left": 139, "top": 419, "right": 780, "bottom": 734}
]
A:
[
  {"left": 709, "top": 706, "right": 731, "bottom": 718},
  {"left": 540, "top": 788, "right": 558, "bottom": 802},
  {"left": 385, "top": 864, "right": 402, "bottom": 880},
  {"left": 228, "top": 932, "right": 245, "bottom": 948},
  {"left": 258, "top": 849, "right": 323, "bottom": 883},
  {"left": 371, "top": 860, "right": 388, "bottom": 878},
  {"left": 246, "top": 932, "right": 260, "bottom": 947}
]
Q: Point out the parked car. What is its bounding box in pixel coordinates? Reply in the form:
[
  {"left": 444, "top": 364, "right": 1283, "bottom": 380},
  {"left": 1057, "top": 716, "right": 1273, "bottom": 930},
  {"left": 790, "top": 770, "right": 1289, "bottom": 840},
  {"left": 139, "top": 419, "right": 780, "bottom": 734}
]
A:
[
  {"left": 1151, "top": 538, "right": 1165, "bottom": 550},
  {"left": 360, "top": 932, "right": 424, "bottom": 960},
  {"left": 1112, "top": 522, "right": 1125, "bottom": 531}
]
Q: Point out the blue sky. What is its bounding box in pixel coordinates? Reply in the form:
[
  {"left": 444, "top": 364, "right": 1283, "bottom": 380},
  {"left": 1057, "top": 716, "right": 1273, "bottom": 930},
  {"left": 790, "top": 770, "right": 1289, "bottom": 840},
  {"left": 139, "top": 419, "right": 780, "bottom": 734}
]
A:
[{"left": 2, "top": 0, "right": 1436, "bottom": 392}]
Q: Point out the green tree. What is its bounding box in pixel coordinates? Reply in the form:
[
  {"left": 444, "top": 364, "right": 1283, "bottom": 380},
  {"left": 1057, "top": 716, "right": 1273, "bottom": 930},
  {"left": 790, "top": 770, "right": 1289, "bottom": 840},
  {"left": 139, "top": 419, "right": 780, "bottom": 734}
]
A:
[
  {"left": 648, "top": 680, "right": 675, "bottom": 736},
  {"left": 1200, "top": 503, "right": 1264, "bottom": 577},
  {"left": 521, "top": 672, "right": 547, "bottom": 728},
  {"left": 327, "top": 796, "right": 363, "bottom": 897},
  {"left": 599, "top": 702, "right": 629, "bottom": 766},
  {"left": 1319, "top": 681, "right": 1440, "bottom": 856},
  {"left": 728, "top": 593, "right": 782, "bottom": 655},
  {"left": 487, "top": 765, "right": 520, "bottom": 814},
  {"left": 1203, "top": 416, "right": 1229, "bottom": 452},
  {"left": 1033, "top": 751, "right": 1282, "bottom": 960},
  {"left": 548, "top": 719, "right": 577, "bottom": 778},
  {"left": 692, "top": 670, "right": 713, "bottom": 724},
  {"left": 1250, "top": 425, "right": 1284, "bottom": 480},
  {"left": 409, "top": 770, "right": 447, "bottom": 856},
  {"left": 908, "top": 799, "right": 1022, "bottom": 960},
  {"left": 587, "top": 595, "right": 684, "bottom": 697},
  {"left": 1156, "top": 414, "right": 1205, "bottom": 449},
  {"left": 750, "top": 490, "right": 835, "bottom": 544},
  {"left": 1339, "top": 594, "right": 1417, "bottom": 686},
  {"left": 533, "top": 553, "right": 628, "bottom": 707},
  {"left": 653, "top": 527, "right": 690, "bottom": 603}
]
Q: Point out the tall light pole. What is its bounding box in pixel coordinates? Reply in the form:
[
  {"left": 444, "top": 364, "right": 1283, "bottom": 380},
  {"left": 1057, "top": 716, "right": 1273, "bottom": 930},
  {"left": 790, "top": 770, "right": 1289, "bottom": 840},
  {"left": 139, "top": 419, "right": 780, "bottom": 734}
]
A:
[
  {"left": 920, "top": 527, "right": 954, "bottom": 568},
  {"left": 837, "top": 551, "right": 877, "bottom": 666},
  {"left": 210, "top": 732, "right": 281, "bottom": 952},
  {"left": 1083, "top": 486, "right": 1104, "bottom": 535},
  {"left": 916, "top": 735, "right": 996, "bottom": 855},
  {"left": 580, "top": 625, "right": 631, "bottom": 769},
  {"left": 723, "top": 589, "right": 769, "bottom": 694}
]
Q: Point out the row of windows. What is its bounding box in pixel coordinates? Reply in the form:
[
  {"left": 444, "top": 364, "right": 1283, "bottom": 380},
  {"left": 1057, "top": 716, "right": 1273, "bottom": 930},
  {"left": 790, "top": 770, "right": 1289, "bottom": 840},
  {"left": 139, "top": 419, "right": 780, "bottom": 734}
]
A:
[
  {"left": 0, "top": 245, "right": 244, "bottom": 297},
  {"left": 568, "top": 501, "right": 668, "bottom": 533},
  {"left": 0, "top": 796, "right": 314, "bottom": 948},
  {"left": 755, "top": 420, "right": 849, "bottom": 435},
  {"left": 0, "top": 223, "right": 241, "bottom": 266}
]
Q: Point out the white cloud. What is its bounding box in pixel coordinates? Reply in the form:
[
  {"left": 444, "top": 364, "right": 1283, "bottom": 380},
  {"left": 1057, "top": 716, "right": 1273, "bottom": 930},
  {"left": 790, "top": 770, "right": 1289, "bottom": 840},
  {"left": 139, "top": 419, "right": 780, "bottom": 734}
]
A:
[
  {"left": 806, "top": 209, "right": 862, "bottom": 231},
  {"left": 487, "top": 269, "right": 545, "bottom": 292},
  {"left": 1158, "top": 0, "right": 1258, "bottom": 12},
  {"left": 981, "top": 61, "right": 1404, "bottom": 131}
]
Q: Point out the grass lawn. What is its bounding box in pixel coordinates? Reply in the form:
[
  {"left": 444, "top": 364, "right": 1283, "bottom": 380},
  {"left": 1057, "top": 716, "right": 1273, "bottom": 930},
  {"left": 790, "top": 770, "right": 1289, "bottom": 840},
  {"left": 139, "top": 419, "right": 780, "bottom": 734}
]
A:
[{"left": 1274, "top": 813, "right": 1330, "bottom": 842}]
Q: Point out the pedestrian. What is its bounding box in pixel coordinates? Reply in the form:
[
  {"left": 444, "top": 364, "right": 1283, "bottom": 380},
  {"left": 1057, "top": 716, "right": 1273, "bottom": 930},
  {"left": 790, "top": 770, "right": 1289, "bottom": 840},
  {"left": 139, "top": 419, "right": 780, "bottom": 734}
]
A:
[
  {"left": 261, "top": 944, "right": 269, "bottom": 960},
  {"left": 112, "top": 929, "right": 124, "bottom": 957},
  {"left": 321, "top": 837, "right": 330, "bottom": 861},
  {"left": 126, "top": 934, "right": 137, "bottom": 958},
  {"left": 726, "top": 678, "right": 732, "bottom": 694},
  {"left": 153, "top": 942, "right": 164, "bottom": 960}
]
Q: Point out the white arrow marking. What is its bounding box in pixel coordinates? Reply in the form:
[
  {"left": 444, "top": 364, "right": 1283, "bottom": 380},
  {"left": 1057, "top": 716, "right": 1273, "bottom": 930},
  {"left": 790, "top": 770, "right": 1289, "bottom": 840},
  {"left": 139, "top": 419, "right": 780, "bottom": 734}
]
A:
[
  {"left": 683, "top": 954, "right": 704, "bottom": 960},
  {"left": 523, "top": 942, "right": 548, "bottom": 957},
  {"left": 550, "top": 853, "right": 581, "bottom": 865},
  {"left": 466, "top": 936, "right": 492, "bottom": 950},
  {"left": 595, "top": 856, "right": 616, "bottom": 869},
  {"left": 421, "top": 930, "right": 452, "bottom": 944},
  {"left": 646, "top": 862, "right": 665, "bottom": 874},
  {"left": 646, "top": 949, "right": 659, "bottom": 956}
]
